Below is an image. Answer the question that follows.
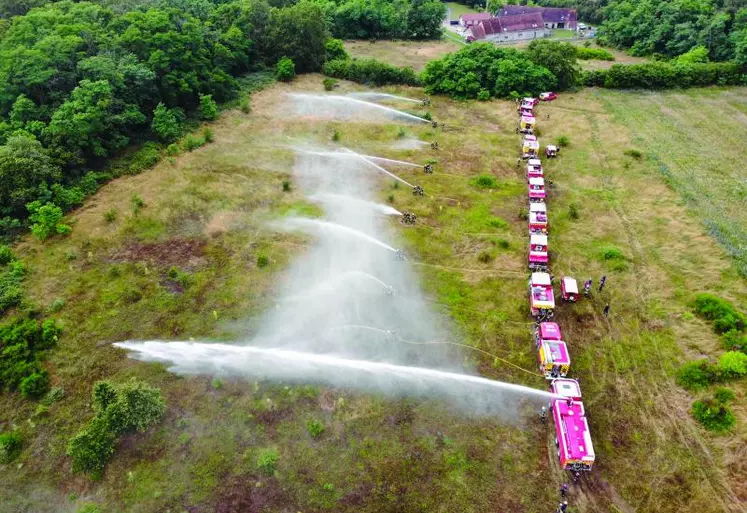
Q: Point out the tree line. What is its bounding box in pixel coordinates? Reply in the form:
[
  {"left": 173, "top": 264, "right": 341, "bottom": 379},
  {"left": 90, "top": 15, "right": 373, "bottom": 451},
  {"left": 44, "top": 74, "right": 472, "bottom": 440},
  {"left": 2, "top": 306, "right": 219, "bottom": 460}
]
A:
[{"left": 0, "top": 0, "right": 445, "bottom": 240}]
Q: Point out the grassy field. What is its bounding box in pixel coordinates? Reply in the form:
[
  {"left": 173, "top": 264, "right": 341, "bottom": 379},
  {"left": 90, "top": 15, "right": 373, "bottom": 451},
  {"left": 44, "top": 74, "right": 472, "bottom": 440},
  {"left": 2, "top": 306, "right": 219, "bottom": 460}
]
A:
[
  {"left": 444, "top": 1, "right": 479, "bottom": 19},
  {"left": 345, "top": 39, "right": 460, "bottom": 71},
  {"left": 1, "top": 74, "right": 746, "bottom": 513}
]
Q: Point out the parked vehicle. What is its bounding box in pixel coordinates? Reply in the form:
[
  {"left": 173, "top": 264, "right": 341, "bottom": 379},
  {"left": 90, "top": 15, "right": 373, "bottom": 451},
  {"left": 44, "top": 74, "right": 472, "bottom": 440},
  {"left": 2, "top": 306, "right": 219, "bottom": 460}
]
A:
[
  {"left": 550, "top": 379, "right": 595, "bottom": 472},
  {"left": 519, "top": 115, "right": 536, "bottom": 135},
  {"left": 561, "top": 277, "right": 579, "bottom": 302},
  {"left": 529, "top": 272, "right": 555, "bottom": 318},
  {"left": 522, "top": 137, "right": 540, "bottom": 158},
  {"left": 538, "top": 338, "right": 570, "bottom": 379},
  {"left": 546, "top": 145, "right": 559, "bottom": 158},
  {"left": 540, "top": 92, "right": 558, "bottom": 101},
  {"left": 529, "top": 202, "right": 548, "bottom": 234},
  {"left": 528, "top": 233, "right": 548, "bottom": 271},
  {"left": 528, "top": 176, "right": 546, "bottom": 202}
]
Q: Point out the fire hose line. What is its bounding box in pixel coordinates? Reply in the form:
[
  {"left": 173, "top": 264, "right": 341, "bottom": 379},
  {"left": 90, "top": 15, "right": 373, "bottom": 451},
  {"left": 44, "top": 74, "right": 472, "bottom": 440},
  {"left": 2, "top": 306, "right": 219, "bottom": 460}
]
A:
[
  {"left": 411, "top": 261, "right": 526, "bottom": 277},
  {"left": 393, "top": 335, "right": 543, "bottom": 378}
]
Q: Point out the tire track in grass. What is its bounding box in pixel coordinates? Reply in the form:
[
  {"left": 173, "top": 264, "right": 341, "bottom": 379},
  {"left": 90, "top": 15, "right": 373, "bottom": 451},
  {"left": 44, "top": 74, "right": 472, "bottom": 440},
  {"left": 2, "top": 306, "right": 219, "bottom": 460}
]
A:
[{"left": 589, "top": 95, "right": 743, "bottom": 512}]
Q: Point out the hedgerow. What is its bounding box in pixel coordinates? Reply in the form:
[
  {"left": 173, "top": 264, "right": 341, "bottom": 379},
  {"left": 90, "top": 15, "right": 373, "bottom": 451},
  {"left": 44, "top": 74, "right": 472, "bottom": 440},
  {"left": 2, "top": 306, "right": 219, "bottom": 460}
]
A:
[
  {"left": 582, "top": 62, "right": 743, "bottom": 89},
  {"left": 576, "top": 47, "right": 615, "bottom": 61},
  {"left": 323, "top": 58, "right": 420, "bottom": 87}
]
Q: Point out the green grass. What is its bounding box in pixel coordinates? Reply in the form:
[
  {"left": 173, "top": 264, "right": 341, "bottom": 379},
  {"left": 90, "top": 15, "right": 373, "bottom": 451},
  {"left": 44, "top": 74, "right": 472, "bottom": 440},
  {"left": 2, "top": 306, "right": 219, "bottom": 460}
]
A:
[
  {"left": 1, "top": 74, "right": 745, "bottom": 513},
  {"left": 550, "top": 28, "right": 576, "bottom": 39},
  {"left": 445, "top": 1, "right": 480, "bottom": 18}
]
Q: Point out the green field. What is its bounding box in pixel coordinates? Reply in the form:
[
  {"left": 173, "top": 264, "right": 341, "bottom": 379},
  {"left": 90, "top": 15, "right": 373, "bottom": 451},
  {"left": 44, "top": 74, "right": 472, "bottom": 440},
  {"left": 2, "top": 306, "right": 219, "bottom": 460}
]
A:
[
  {"left": 2, "top": 73, "right": 746, "bottom": 513},
  {"left": 445, "top": 1, "right": 479, "bottom": 19}
]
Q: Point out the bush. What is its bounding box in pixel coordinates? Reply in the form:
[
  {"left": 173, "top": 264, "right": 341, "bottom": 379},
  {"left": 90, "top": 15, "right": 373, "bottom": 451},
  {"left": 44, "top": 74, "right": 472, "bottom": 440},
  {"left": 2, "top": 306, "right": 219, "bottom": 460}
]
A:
[
  {"left": 131, "top": 193, "right": 145, "bottom": 212},
  {"left": 586, "top": 62, "right": 742, "bottom": 90},
  {"left": 20, "top": 370, "right": 50, "bottom": 399},
  {"left": 0, "top": 260, "right": 26, "bottom": 314},
  {"left": 722, "top": 329, "right": 747, "bottom": 352},
  {"left": 324, "top": 38, "right": 348, "bottom": 62},
  {"left": 128, "top": 143, "right": 161, "bottom": 174},
  {"left": 576, "top": 47, "right": 615, "bottom": 61},
  {"left": 717, "top": 351, "right": 747, "bottom": 378},
  {"left": 240, "top": 97, "right": 252, "bottom": 114},
  {"left": 151, "top": 103, "right": 182, "bottom": 142},
  {"left": 477, "top": 251, "right": 493, "bottom": 263},
  {"left": 599, "top": 245, "right": 626, "bottom": 261},
  {"left": 282, "top": 180, "right": 291, "bottom": 192},
  {"left": 0, "top": 245, "right": 15, "bottom": 266},
  {"left": 477, "top": 89, "right": 490, "bottom": 101},
  {"left": 624, "top": 149, "right": 643, "bottom": 159},
  {"left": 306, "top": 419, "right": 325, "bottom": 438},
  {"left": 257, "top": 255, "right": 269, "bottom": 268},
  {"left": 331, "top": 130, "right": 341, "bottom": 142},
  {"left": 256, "top": 448, "right": 279, "bottom": 475},
  {"left": 68, "top": 379, "right": 165, "bottom": 474},
  {"left": 676, "top": 360, "right": 716, "bottom": 390},
  {"left": 202, "top": 127, "right": 214, "bottom": 143},
  {"left": 0, "top": 432, "right": 22, "bottom": 463},
  {"left": 41, "top": 386, "right": 65, "bottom": 405},
  {"left": 471, "top": 175, "right": 497, "bottom": 189},
  {"left": 199, "top": 94, "right": 218, "bottom": 121},
  {"left": 104, "top": 209, "right": 117, "bottom": 223},
  {"left": 555, "top": 135, "right": 570, "bottom": 147},
  {"left": 568, "top": 203, "right": 580, "bottom": 220},
  {"left": 166, "top": 143, "right": 180, "bottom": 156},
  {"left": 323, "top": 58, "right": 420, "bottom": 87},
  {"left": 276, "top": 57, "right": 296, "bottom": 82},
  {"left": 322, "top": 78, "right": 337, "bottom": 91},
  {"left": 27, "top": 202, "right": 69, "bottom": 240},
  {"left": 692, "top": 395, "right": 735, "bottom": 433},
  {"left": 693, "top": 294, "right": 745, "bottom": 334},
  {"left": 184, "top": 135, "right": 205, "bottom": 152}
]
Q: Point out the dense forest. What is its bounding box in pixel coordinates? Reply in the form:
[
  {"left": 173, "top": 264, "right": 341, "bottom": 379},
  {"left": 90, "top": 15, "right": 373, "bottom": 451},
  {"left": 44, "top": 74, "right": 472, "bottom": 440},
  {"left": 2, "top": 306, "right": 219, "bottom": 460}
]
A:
[{"left": 0, "top": 0, "right": 445, "bottom": 239}]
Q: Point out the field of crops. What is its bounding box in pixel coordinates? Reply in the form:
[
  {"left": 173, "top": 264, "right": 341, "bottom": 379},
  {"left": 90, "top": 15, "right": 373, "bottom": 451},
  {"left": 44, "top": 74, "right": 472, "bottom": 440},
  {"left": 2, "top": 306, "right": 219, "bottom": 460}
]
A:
[{"left": 1, "top": 75, "right": 745, "bottom": 513}]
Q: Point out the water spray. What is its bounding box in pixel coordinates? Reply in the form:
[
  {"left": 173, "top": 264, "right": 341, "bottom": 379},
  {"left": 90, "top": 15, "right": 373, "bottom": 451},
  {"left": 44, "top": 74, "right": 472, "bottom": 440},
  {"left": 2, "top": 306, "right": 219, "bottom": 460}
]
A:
[{"left": 289, "top": 94, "right": 431, "bottom": 124}]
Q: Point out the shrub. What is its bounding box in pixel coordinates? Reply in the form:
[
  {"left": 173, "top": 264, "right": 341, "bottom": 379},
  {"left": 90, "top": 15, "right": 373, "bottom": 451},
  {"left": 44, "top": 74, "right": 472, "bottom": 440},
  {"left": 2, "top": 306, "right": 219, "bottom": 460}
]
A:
[
  {"left": 256, "top": 448, "right": 279, "bottom": 475},
  {"left": 276, "top": 57, "right": 296, "bottom": 82},
  {"left": 676, "top": 360, "right": 716, "bottom": 390},
  {"left": 131, "top": 193, "right": 145, "bottom": 212},
  {"left": 184, "top": 135, "right": 205, "bottom": 152},
  {"left": 76, "top": 504, "right": 102, "bottom": 513},
  {"left": 202, "top": 127, "right": 214, "bottom": 143},
  {"left": 495, "top": 238, "right": 510, "bottom": 249},
  {"left": 166, "top": 143, "right": 180, "bottom": 156},
  {"left": 282, "top": 180, "right": 291, "bottom": 192},
  {"left": 722, "top": 329, "right": 747, "bottom": 352},
  {"left": 306, "top": 419, "right": 325, "bottom": 438},
  {"left": 587, "top": 62, "right": 741, "bottom": 90},
  {"left": 257, "top": 255, "right": 269, "bottom": 268},
  {"left": 477, "top": 89, "right": 490, "bottom": 101},
  {"left": 576, "top": 47, "right": 615, "bottom": 61},
  {"left": 624, "top": 149, "right": 643, "bottom": 159},
  {"left": 717, "top": 351, "right": 747, "bottom": 378},
  {"left": 104, "top": 209, "right": 117, "bottom": 223},
  {"left": 41, "top": 386, "right": 65, "bottom": 405},
  {"left": 396, "top": 127, "right": 407, "bottom": 139},
  {"left": 199, "top": 94, "right": 218, "bottom": 121},
  {"left": 693, "top": 294, "right": 745, "bottom": 334},
  {"left": 331, "top": 130, "right": 341, "bottom": 142},
  {"left": 0, "top": 260, "right": 26, "bottom": 313},
  {"left": 0, "top": 432, "right": 22, "bottom": 463},
  {"left": 324, "top": 38, "right": 348, "bottom": 62},
  {"left": 477, "top": 251, "right": 493, "bottom": 263},
  {"left": 599, "top": 245, "right": 625, "bottom": 261},
  {"left": 20, "top": 370, "right": 50, "bottom": 399},
  {"left": 713, "top": 387, "right": 736, "bottom": 404},
  {"left": 568, "top": 203, "right": 580, "bottom": 220},
  {"left": 68, "top": 379, "right": 165, "bottom": 474},
  {"left": 0, "top": 245, "right": 14, "bottom": 265},
  {"left": 27, "top": 202, "right": 69, "bottom": 240},
  {"left": 556, "top": 135, "right": 570, "bottom": 147},
  {"left": 240, "top": 97, "right": 251, "bottom": 114},
  {"left": 692, "top": 395, "right": 735, "bottom": 433},
  {"left": 472, "top": 175, "right": 497, "bottom": 189},
  {"left": 151, "top": 103, "right": 182, "bottom": 142},
  {"left": 323, "top": 78, "right": 337, "bottom": 91},
  {"left": 323, "top": 58, "right": 420, "bottom": 87}
]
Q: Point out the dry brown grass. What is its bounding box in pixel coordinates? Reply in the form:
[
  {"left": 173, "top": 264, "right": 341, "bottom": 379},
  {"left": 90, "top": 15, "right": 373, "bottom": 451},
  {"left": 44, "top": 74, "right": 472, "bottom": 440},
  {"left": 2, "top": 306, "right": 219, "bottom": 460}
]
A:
[{"left": 344, "top": 39, "right": 460, "bottom": 70}]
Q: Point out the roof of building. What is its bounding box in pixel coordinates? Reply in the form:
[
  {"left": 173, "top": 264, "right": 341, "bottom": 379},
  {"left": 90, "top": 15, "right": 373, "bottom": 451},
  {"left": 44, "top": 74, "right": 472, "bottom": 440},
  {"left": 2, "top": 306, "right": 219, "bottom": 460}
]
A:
[
  {"left": 498, "top": 5, "right": 577, "bottom": 24},
  {"left": 470, "top": 12, "right": 545, "bottom": 38},
  {"left": 459, "top": 13, "right": 492, "bottom": 22}
]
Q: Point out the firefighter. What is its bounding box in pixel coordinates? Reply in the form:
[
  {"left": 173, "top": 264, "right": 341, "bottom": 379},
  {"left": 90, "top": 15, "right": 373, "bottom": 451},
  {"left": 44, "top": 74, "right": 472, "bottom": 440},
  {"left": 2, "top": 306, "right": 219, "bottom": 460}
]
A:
[
  {"left": 557, "top": 501, "right": 568, "bottom": 512},
  {"left": 598, "top": 275, "right": 607, "bottom": 292},
  {"left": 412, "top": 185, "right": 424, "bottom": 196},
  {"left": 560, "top": 483, "right": 568, "bottom": 499},
  {"left": 540, "top": 405, "right": 547, "bottom": 423},
  {"left": 583, "top": 279, "right": 592, "bottom": 297},
  {"left": 603, "top": 303, "right": 610, "bottom": 318}
]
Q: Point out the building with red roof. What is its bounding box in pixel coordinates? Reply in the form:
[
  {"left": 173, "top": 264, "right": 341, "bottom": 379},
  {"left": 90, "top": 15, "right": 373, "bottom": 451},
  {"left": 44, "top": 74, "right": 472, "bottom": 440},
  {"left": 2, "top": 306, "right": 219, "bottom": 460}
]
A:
[
  {"left": 497, "top": 5, "right": 578, "bottom": 30},
  {"left": 467, "top": 12, "right": 549, "bottom": 42},
  {"left": 458, "top": 13, "right": 492, "bottom": 27}
]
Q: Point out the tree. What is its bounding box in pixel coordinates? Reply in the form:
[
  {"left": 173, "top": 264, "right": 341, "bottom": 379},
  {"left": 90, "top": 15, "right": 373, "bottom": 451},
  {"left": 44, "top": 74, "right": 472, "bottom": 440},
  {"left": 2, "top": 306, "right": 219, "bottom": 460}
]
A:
[
  {"left": 275, "top": 57, "right": 296, "bottom": 81},
  {"left": 268, "top": 1, "right": 329, "bottom": 72},
  {"left": 0, "top": 135, "right": 61, "bottom": 216},
  {"left": 405, "top": 0, "right": 446, "bottom": 39},
  {"left": 151, "top": 103, "right": 182, "bottom": 142},
  {"left": 198, "top": 94, "right": 218, "bottom": 121},
  {"left": 27, "top": 202, "right": 69, "bottom": 240},
  {"left": 526, "top": 40, "right": 580, "bottom": 90}
]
